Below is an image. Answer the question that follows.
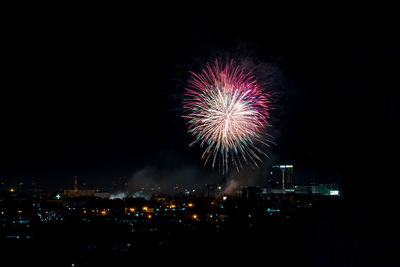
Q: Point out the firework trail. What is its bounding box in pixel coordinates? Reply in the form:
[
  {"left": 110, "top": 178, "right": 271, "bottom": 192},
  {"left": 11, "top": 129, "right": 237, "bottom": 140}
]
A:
[{"left": 183, "top": 59, "right": 272, "bottom": 174}]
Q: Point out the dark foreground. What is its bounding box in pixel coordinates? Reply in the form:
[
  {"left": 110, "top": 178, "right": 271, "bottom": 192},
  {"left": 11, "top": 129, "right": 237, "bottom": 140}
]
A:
[{"left": 1, "top": 193, "right": 398, "bottom": 266}]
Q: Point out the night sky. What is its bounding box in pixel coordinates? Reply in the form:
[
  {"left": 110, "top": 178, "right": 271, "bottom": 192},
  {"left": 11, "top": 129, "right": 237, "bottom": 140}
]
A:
[{"left": 2, "top": 19, "right": 399, "bottom": 198}]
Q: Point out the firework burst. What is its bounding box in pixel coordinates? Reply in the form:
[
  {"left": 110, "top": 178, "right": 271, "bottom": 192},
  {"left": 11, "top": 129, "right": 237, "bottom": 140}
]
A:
[{"left": 183, "top": 59, "right": 272, "bottom": 173}]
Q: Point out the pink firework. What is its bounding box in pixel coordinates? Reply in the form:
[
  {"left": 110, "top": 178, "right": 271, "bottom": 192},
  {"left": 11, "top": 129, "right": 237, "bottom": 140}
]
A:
[{"left": 183, "top": 59, "right": 272, "bottom": 173}]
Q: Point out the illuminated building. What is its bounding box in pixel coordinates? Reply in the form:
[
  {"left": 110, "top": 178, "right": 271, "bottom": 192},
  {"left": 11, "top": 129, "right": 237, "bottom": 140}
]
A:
[
  {"left": 315, "top": 184, "right": 340, "bottom": 196},
  {"left": 267, "top": 165, "right": 294, "bottom": 192},
  {"left": 294, "top": 185, "right": 318, "bottom": 194},
  {"left": 293, "top": 184, "right": 340, "bottom": 195}
]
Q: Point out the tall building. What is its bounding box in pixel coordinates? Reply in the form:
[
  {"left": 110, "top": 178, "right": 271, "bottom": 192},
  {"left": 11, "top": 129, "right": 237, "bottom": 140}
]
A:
[{"left": 267, "top": 165, "right": 294, "bottom": 192}]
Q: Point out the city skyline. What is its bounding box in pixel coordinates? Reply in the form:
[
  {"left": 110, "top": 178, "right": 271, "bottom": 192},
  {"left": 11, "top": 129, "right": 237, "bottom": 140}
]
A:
[{"left": 1, "top": 11, "right": 399, "bottom": 267}]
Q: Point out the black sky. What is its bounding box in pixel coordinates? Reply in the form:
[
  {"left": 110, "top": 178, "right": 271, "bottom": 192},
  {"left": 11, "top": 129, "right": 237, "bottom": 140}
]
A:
[{"left": 1, "top": 17, "right": 399, "bottom": 197}]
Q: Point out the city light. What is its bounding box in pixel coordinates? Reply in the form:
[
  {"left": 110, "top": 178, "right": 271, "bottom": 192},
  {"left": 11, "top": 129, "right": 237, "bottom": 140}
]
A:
[
  {"left": 330, "top": 190, "right": 339, "bottom": 196},
  {"left": 0, "top": 177, "right": 343, "bottom": 264},
  {"left": 9, "top": 188, "right": 15, "bottom": 192},
  {"left": 279, "top": 165, "right": 293, "bottom": 168}
]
